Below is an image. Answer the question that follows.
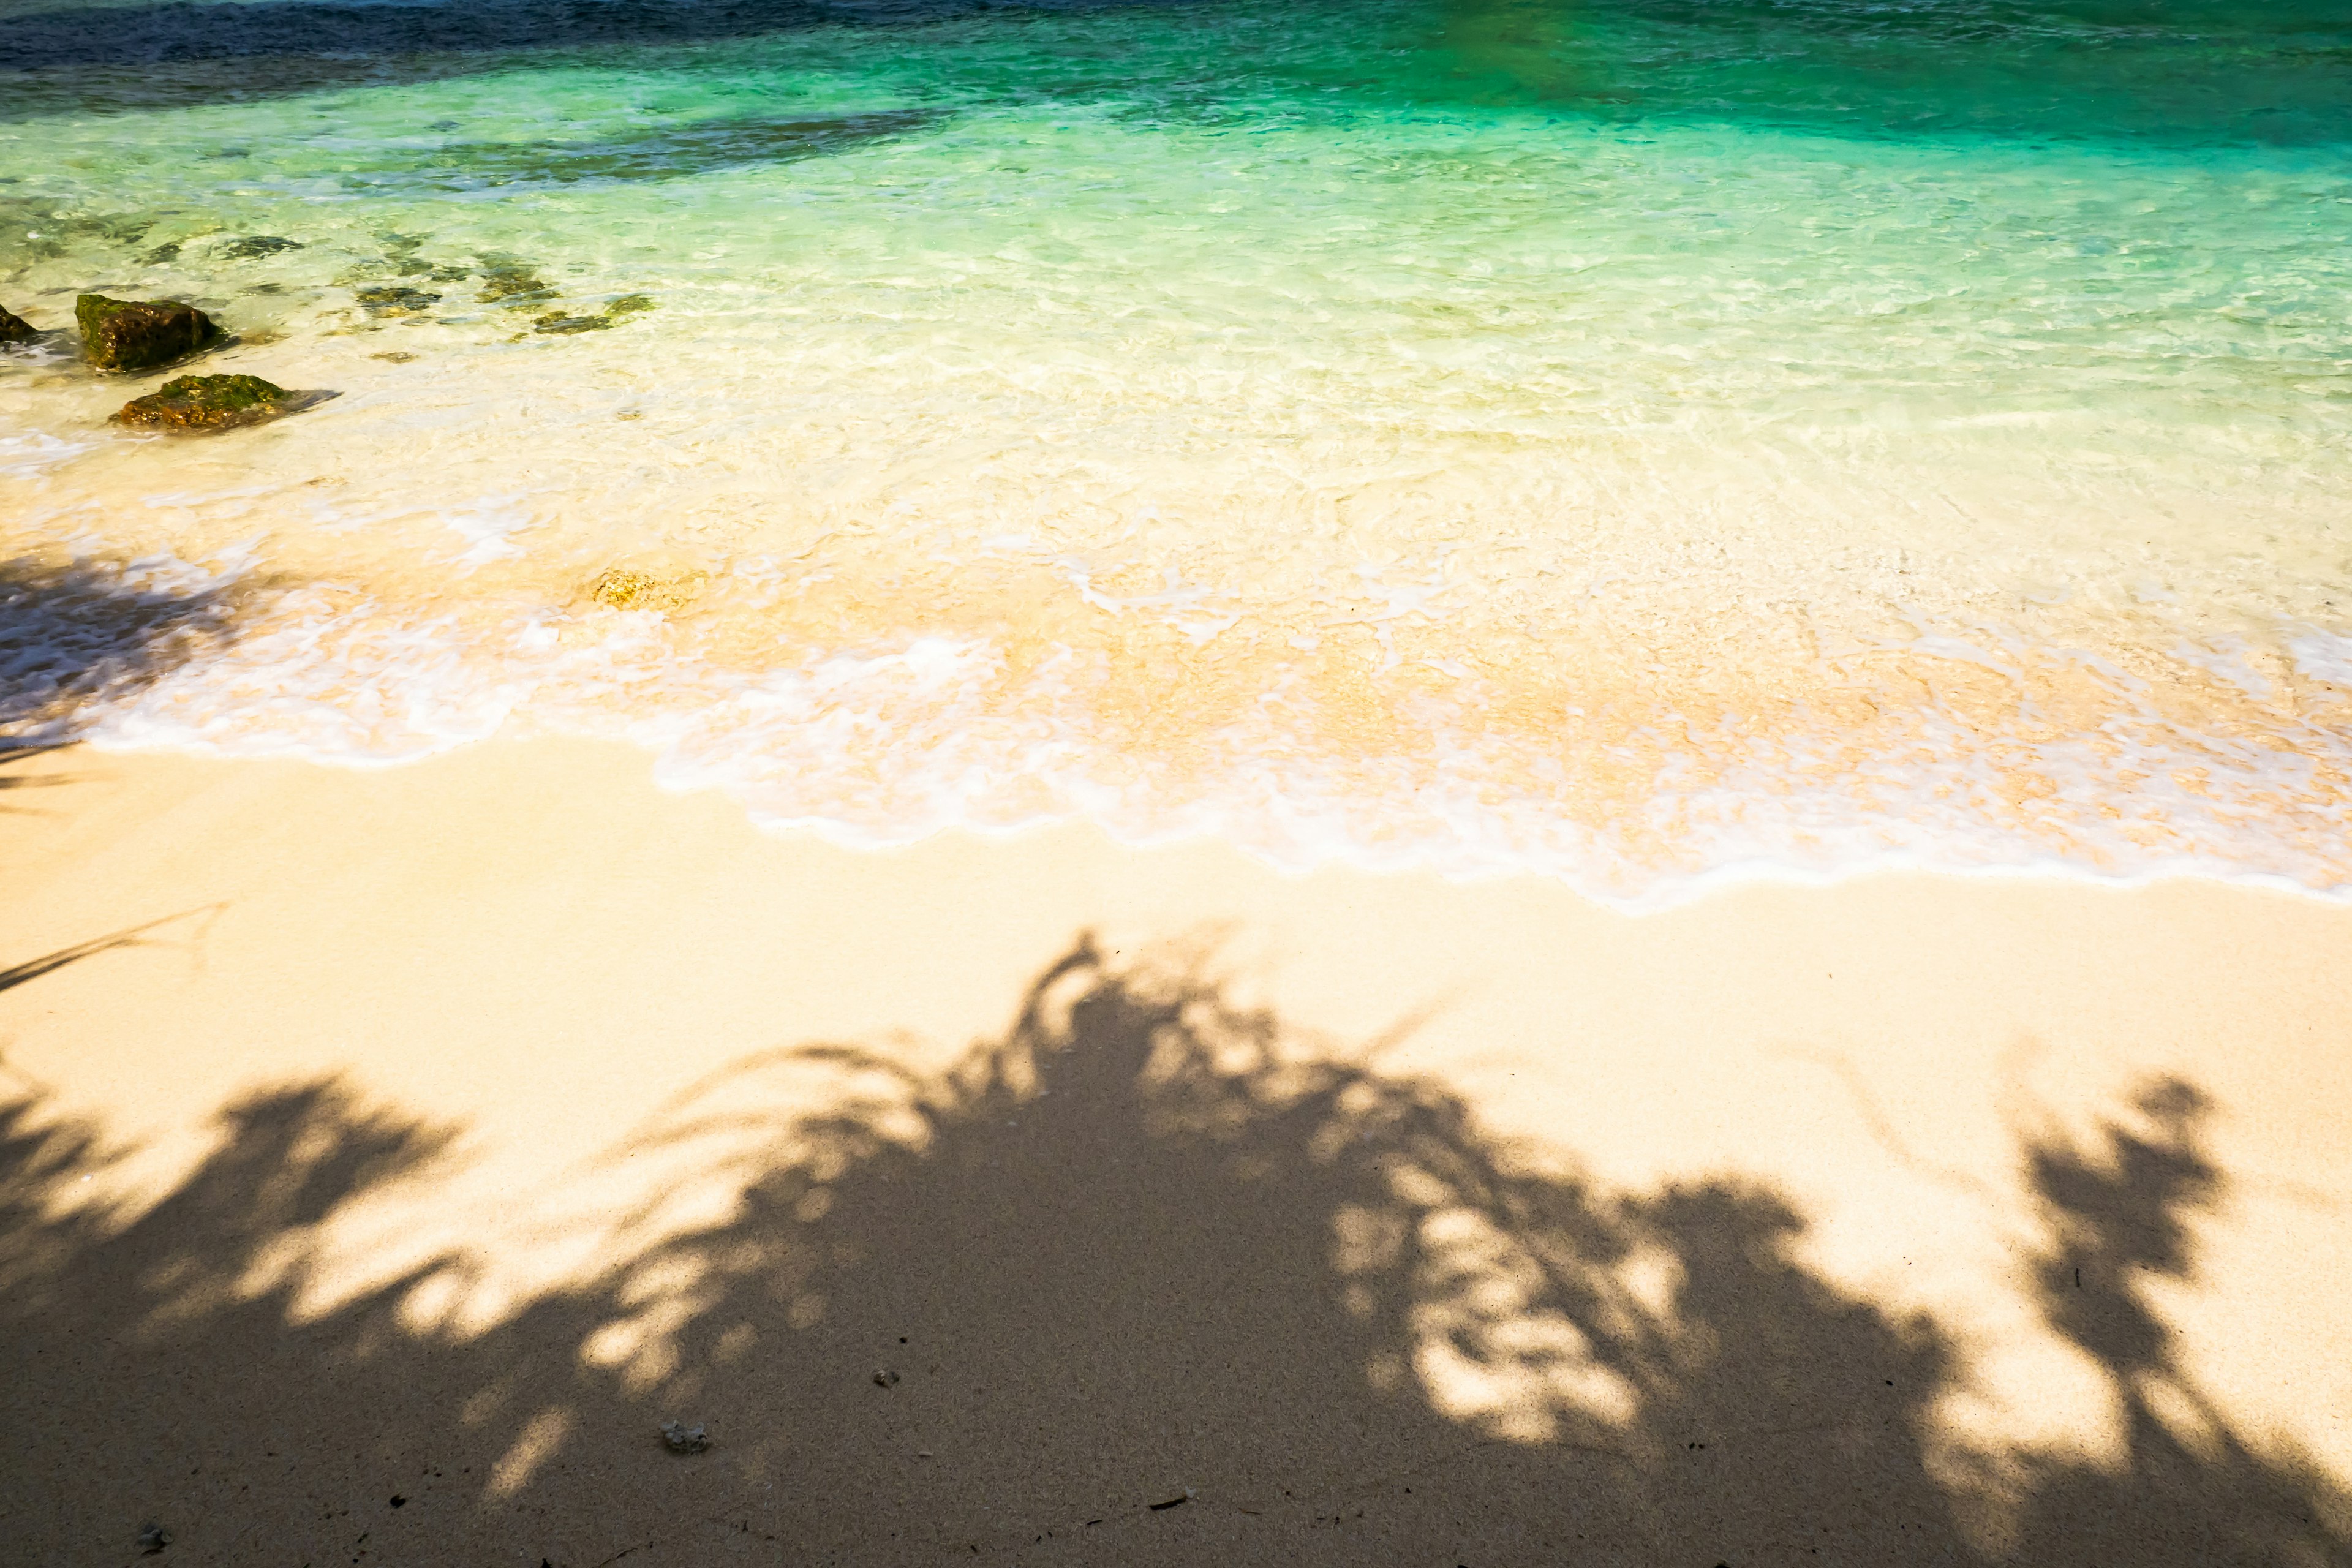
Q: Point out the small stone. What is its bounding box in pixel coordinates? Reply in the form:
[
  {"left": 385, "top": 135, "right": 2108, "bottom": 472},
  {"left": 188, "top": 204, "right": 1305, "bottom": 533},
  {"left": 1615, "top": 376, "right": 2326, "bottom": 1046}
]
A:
[
  {"left": 137, "top": 1521, "right": 172, "bottom": 1554},
  {"left": 0, "top": 303, "right": 36, "bottom": 344},
  {"left": 659, "top": 1421, "right": 711, "bottom": 1455},
  {"left": 590, "top": 567, "right": 663, "bottom": 610},
  {"left": 873, "top": 1368, "right": 900, "bottom": 1388},
  {"left": 76, "top": 295, "right": 220, "bottom": 371},
  {"left": 113, "top": 374, "right": 292, "bottom": 431},
  {"left": 143, "top": 242, "right": 182, "bottom": 263},
  {"left": 605, "top": 293, "right": 657, "bottom": 318}
]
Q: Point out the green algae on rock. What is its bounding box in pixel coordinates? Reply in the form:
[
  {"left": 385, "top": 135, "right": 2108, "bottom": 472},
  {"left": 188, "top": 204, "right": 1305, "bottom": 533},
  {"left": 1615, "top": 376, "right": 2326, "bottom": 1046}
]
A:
[
  {"left": 605, "top": 294, "right": 657, "bottom": 318},
  {"left": 76, "top": 295, "right": 219, "bottom": 371},
  {"left": 0, "top": 303, "right": 37, "bottom": 344},
  {"left": 113, "top": 374, "right": 291, "bottom": 430}
]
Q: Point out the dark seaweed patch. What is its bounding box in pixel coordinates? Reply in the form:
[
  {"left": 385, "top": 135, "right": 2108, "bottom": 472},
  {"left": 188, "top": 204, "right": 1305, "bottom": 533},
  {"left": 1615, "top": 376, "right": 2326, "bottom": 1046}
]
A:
[
  {"left": 218, "top": 235, "right": 303, "bottom": 260},
  {"left": 360, "top": 109, "right": 939, "bottom": 192}
]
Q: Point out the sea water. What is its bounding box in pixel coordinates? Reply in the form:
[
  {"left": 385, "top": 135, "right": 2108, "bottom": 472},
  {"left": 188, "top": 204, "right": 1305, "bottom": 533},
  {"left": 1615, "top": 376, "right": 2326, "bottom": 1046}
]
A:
[{"left": 2, "top": 0, "right": 2349, "bottom": 903}]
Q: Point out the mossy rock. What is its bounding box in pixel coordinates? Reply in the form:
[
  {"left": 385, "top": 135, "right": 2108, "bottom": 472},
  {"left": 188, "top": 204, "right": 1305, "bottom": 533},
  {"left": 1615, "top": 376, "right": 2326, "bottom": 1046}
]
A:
[
  {"left": 77, "top": 295, "right": 221, "bottom": 371},
  {"left": 0, "top": 303, "right": 36, "bottom": 345},
  {"left": 113, "top": 374, "right": 291, "bottom": 431},
  {"left": 606, "top": 294, "right": 657, "bottom": 318}
]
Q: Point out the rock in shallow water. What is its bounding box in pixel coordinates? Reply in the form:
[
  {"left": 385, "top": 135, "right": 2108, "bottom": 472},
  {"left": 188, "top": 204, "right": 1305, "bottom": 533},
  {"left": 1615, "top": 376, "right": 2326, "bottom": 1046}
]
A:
[
  {"left": 587, "top": 565, "right": 703, "bottom": 611},
  {"left": 219, "top": 235, "right": 303, "bottom": 259},
  {"left": 0, "top": 303, "right": 36, "bottom": 344},
  {"left": 533, "top": 295, "right": 657, "bottom": 335},
  {"left": 77, "top": 294, "right": 219, "bottom": 371},
  {"left": 532, "top": 310, "right": 610, "bottom": 334},
  {"left": 355, "top": 284, "right": 442, "bottom": 317},
  {"left": 478, "top": 263, "right": 552, "bottom": 306},
  {"left": 113, "top": 374, "right": 292, "bottom": 431}
]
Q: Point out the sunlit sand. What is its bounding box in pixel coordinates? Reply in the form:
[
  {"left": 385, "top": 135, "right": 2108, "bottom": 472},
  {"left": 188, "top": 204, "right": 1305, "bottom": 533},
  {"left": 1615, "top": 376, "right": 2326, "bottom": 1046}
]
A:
[{"left": 4, "top": 741, "right": 2347, "bottom": 1562}]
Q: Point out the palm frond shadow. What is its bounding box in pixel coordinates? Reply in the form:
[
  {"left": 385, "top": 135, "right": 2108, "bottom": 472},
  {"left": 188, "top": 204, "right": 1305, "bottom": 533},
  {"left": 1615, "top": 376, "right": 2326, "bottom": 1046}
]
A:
[
  {"left": 1, "top": 935, "right": 2345, "bottom": 1565},
  {"left": 0, "top": 556, "right": 243, "bottom": 746}
]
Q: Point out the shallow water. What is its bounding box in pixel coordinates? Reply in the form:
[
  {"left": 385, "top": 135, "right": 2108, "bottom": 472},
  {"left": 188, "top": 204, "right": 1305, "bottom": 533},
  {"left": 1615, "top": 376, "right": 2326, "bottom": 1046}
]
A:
[{"left": 4, "top": 0, "right": 2350, "bottom": 902}]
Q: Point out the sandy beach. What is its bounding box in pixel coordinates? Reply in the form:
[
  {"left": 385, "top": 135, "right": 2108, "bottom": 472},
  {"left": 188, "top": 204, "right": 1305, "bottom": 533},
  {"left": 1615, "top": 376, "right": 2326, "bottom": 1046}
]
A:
[
  {"left": 9, "top": 1, "right": 2352, "bottom": 1560},
  {"left": 3, "top": 737, "right": 2347, "bottom": 1564}
]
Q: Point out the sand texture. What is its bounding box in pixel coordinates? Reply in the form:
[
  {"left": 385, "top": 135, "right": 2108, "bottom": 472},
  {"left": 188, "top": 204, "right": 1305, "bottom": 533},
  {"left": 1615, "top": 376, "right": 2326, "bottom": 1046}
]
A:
[{"left": 3, "top": 739, "right": 2350, "bottom": 1566}]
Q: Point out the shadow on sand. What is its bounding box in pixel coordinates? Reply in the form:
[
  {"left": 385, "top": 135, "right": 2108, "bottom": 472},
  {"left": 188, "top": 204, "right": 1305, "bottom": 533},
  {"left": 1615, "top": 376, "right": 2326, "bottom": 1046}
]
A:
[
  {"left": 1, "top": 936, "right": 2345, "bottom": 1565},
  {"left": 0, "top": 556, "right": 241, "bottom": 748}
]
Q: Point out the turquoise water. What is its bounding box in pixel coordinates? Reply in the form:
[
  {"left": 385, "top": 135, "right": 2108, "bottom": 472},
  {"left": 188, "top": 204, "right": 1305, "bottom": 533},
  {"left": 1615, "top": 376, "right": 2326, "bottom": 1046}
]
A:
[{"left": 4, "top": 0, "right": 2351, "bottom": 897}]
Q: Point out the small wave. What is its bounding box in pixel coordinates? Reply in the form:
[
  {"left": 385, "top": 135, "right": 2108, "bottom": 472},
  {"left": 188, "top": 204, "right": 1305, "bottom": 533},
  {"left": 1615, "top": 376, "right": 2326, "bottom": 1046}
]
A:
[
  {"left": 0, "top": 432, "right": 91, "bottom": 478},
  {"left": 24, "top": 548, "right": 2352, "bottom": 913}
]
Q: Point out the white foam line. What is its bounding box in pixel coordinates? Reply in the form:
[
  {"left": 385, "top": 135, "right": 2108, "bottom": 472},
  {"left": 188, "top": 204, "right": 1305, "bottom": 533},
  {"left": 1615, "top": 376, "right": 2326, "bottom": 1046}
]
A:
[{"left": 25, "top": 553, "right": 2352, "bottom": 918}]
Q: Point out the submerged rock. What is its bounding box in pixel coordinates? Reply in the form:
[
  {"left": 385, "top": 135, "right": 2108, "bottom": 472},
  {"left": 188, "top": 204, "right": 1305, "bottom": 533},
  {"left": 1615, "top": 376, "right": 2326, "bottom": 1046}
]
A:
[
  {"left": 113, "top": 374, "right": 292, "bottom": 431},
  {"left": 354, "top": 285, "right": 442, "bottom": 316},
  {"left": 0, "top": 303, "right": 36, "bottom": 344},
  {"left": 478, "top": 264, "right": 552, "bottom": 306},
  {"left": 590, "top": 567, "right": 663, "bottom": 609},
  {"left": 532, "top": 310, "right": 609, "bottom": 334},
  {"left": 589, "top": 566, "right": 704, "bottom": 611},
  {"left": 530, "top": 296, "right": 656, "bottom": 336},
  {"left": 219, "top": 235, "right": 303, "bottom": 259},
  {"left": 76, "top": 294, "right": 219, "bottom": 371}
]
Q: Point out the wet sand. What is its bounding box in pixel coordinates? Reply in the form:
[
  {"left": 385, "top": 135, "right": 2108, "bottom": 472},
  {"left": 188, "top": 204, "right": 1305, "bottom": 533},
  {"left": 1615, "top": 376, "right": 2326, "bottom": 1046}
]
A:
[{"left": 2, "top": 737, "right": 2348, "bottom": 1566}]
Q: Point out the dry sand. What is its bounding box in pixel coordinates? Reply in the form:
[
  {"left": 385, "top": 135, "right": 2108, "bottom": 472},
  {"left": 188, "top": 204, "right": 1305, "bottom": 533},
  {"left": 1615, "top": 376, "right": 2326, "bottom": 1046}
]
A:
[{"left": 2, "top": 737, "right": 2348, "bottom": 1566}]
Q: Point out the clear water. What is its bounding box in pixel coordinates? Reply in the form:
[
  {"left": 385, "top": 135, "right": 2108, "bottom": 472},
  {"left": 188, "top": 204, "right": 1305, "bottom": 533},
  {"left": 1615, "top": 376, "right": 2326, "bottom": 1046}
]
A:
[{"left": 4, "top": 0, "right": 2350, "bottom": 901}]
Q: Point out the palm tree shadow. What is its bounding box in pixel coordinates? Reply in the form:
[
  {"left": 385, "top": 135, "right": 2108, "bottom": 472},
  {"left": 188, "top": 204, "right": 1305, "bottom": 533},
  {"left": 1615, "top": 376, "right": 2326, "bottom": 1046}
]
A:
[
  {"left": 2001, "top": 1080, "right": 2352, "bottom": 1565},
  {"left": 0, "top": 556, "right": 243, "bottom": 747},
  {"left": 1, "top": 937, "right": 2345, "bottom": 1565}
]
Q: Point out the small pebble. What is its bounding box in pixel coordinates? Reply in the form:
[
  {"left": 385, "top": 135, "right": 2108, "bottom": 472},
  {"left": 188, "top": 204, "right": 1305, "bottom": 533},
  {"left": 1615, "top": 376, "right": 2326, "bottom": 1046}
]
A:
[{"left": 660, "top": 1420, "right": 712, "bottom": 1455}]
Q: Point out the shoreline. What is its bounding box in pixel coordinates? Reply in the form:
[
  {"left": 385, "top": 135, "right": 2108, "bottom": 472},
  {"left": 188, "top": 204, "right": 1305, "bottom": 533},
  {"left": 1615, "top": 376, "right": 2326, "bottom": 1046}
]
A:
[
  {"left": 4, "top": 736, "right": 2348, "bottom": 1562},
  {"left": 65, "top": 723, "right": 2352, "bottom": 916}
]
